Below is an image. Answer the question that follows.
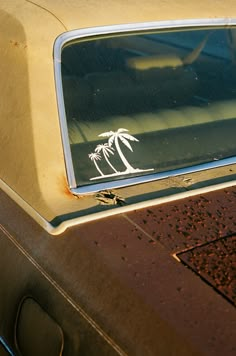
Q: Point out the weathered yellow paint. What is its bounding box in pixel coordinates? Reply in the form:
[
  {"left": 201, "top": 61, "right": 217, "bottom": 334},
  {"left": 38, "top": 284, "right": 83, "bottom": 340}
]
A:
[
  {"left": 0, "top": 0, "right": 235, "bottom": 230},
  {"left": 26, "top": 0, "right": 236, "bottom": 30},
  {"left": 0, "top": 0, "right": 73, "bottom": 220}
]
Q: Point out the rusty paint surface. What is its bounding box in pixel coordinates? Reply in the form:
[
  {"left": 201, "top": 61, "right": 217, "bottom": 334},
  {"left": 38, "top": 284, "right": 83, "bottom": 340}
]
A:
[
  {"left": 126, "top": 187, "right": 236, "bottom": 307},
  {"left": 178, "top": 235, "right": 236, "bottom": 306},
  {"left": 126, "top": 187, "right": 236, "bottom": 253}
]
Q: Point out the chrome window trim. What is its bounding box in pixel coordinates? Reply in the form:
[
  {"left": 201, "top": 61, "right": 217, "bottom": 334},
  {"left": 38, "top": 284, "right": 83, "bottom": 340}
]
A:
[
  {"left": 0, "top": 336, "right": 15, "bottom": 356},
  {"left": 54, "top": 18, "right": 236, "bottom": 195},
  {"left": 70, "top": 157, "right": 236, "bottom": 195}
]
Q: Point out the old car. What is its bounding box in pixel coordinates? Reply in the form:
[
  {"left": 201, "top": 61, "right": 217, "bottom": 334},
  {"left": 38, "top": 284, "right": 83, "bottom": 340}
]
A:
[{"left": 0, "top": 0, "right": 236, "bottom": 355}]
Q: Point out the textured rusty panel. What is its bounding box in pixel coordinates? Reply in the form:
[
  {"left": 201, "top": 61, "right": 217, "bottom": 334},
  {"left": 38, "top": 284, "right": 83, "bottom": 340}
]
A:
[
  {"left": 177, "top": 235, "right": 236, "bottom": 306},
  {"left": 1, "top": 187, "right": 236, "bottom": 355},
  {"left": 126, "top": 187, "right": 236, "bottom": 253}
]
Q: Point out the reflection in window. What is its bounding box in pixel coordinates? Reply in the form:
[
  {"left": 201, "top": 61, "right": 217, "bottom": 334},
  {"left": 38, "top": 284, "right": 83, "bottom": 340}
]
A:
[{"left": 61, "top": 28, "right": 236, "bottom": 189}]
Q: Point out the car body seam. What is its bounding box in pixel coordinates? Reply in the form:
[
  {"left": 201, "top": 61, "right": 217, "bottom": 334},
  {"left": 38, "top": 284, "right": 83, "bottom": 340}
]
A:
[
  {"left": 0, "top": 223, "right": 128, "bottom": 356},
  {"left": 25, "top": 0, "right": 68, "bottom": 31}
]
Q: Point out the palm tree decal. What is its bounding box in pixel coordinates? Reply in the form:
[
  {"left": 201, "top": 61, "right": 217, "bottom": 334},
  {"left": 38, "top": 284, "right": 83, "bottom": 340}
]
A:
[
  {"left": 95, "top": 143, "right": 118, "bottom": 173},
  {"left": 99, "top": 128, "right": 138, "bottom": 173},
  {"left": 88, "top": 152, "right": 104, "bottom": 176},
  {"left": 89, "top": 128, "right": 154, "bottom": 180}
]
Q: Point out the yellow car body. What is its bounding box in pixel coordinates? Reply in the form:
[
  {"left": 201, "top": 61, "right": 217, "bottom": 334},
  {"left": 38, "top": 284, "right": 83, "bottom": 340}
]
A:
[{"left": 0, "top": 1, "right": 235, "bottom": 355}]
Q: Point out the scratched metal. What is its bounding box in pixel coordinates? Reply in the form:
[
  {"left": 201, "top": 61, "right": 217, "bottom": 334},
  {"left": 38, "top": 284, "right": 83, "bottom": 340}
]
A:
[{"left": 177, "top": 235, "right": 236, "bottom": 306}]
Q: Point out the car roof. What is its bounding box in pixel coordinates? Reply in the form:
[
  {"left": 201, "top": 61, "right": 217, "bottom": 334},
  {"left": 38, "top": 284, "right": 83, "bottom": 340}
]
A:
[{"left": 24, "top": 0, "right": 236, "bottom": 30}]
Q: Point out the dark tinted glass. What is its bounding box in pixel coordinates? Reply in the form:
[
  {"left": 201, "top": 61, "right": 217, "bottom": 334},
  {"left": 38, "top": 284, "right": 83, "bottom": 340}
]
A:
[{"left": 61, "top": 28, "right": 236, "bottom": 188}]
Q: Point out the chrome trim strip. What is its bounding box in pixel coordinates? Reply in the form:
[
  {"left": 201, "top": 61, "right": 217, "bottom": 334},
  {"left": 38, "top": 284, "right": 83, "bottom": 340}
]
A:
[
  {"left": 0, "top": 336, "right": 16, "bottom": 356},
  {"left": 54, "top": 52, "right": 76, "bottom": 188},
  {"left": 71, "top": 157, "right": 236, "bottom": 195},
  {"left": 54, "top": 18, "right": 236, "bottom": 55},
  {"left": 54, "top": 18, "right": 236, "bottom": 194}
]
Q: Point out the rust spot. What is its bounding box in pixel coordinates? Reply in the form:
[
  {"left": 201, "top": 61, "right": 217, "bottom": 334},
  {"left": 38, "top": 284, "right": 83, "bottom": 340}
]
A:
[
  {"left": 10, "top": 40, "right": 27, "bottom": 49},
  {"left": 148, "top": 239, "right": 156, "bottom": 245},
  {"left": 58, "top": 175, "right": 78, "bottom": 199},
  {"left": 127, "top": 187, "right": 236, "bottom": 253},
  {"left": 95, "top": 190, "right": 125, "bottom": 206},
  {"left": 10, "top": 40, "right": 19, "bottom": 47}
]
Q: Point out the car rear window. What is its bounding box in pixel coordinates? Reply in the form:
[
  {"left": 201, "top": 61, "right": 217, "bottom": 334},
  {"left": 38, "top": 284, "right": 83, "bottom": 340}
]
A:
[{"left": 58, "top": 26, "right": 236, "bottom": 193}]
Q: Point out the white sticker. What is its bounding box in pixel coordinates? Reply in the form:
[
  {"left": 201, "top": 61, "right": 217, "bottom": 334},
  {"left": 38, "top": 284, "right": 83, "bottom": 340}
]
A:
[{"left": 89, "top": 128, "right": 154, "bottom": 180}]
